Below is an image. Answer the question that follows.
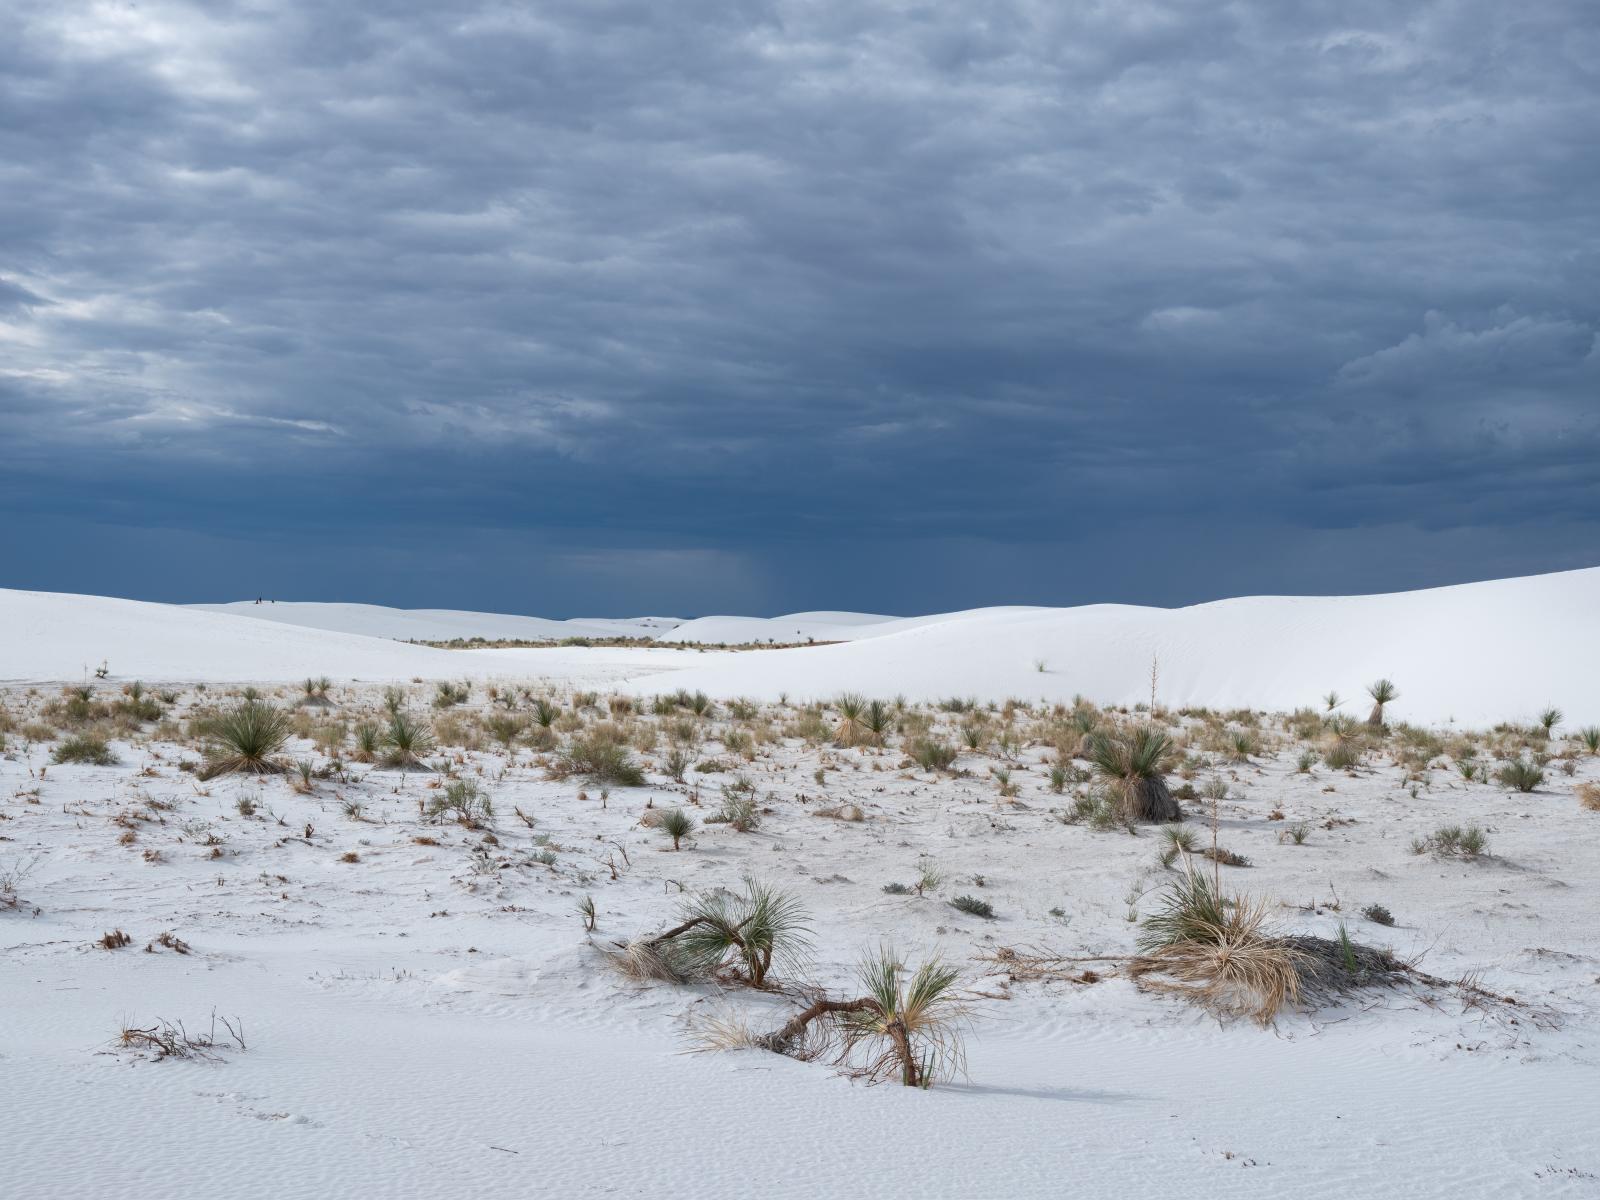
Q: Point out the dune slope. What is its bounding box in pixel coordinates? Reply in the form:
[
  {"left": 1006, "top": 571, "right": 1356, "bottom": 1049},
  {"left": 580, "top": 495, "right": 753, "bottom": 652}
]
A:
[{"left": 620, "top": 569, "right": 1600, "bottom": 727}]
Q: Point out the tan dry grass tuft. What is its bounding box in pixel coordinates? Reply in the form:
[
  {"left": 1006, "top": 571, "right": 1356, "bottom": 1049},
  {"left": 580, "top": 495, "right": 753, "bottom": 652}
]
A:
[{"left": 1130, "top": 890, "right": 1304, "bottom": 1025}]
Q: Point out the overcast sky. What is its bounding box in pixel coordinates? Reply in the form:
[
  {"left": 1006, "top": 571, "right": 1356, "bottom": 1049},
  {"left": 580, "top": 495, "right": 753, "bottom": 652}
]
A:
[{"left": 2, "top": 1, "right": 1596, "bottom": 616}]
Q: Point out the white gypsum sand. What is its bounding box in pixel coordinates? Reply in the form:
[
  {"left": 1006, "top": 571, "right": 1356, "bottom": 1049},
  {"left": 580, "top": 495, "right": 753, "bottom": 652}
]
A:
[{"left": 2, "top": 575, "right": 1599, "bottom": 1199}]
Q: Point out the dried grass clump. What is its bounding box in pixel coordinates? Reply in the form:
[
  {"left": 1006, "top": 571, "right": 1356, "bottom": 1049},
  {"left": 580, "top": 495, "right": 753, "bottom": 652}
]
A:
[
  {"left": 115, "top": 1012, "right": 246, "bottom": 1061},
  {"left": 1131, "top": 867, "right": 1303, "bottom": 1025},
  {"left": 814, "top": 803, "right": 865, "bottom": 822},
  {"left": 1577, "top": 782, "right": 1600, "bottom": 812},
  {"left": 608, "top": 937, "right": 689, "bottom": 983}
]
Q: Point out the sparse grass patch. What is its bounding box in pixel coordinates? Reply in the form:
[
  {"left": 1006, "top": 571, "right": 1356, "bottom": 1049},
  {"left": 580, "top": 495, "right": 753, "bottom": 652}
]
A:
[
  {"left": 909, "top": 738, "right": 958, "bottom": 773},
  {"left": 552, "top": 731, "right": 647, "bottom": 787},
  {"left": 1412, "top": 825, "right": 1489, "bottom": 859},
  {"left": 52, "top": 733, "right": 119, "bottom": 766}
]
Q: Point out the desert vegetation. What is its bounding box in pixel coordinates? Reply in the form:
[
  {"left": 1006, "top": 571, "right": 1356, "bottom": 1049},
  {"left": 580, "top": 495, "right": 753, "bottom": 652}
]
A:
[{"left": 0, "top": 667, "right": 1589, "bottom": 1104}]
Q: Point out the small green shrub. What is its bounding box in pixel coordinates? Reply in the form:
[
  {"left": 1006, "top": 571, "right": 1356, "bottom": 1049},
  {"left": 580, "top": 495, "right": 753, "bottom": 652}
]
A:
[
  {"left": 910, "top": 739, "right": 958, "bottom": 772},
  {"left": 949, "top": 894, "right": 995, "bottom": 919},
  {"left": 432, "top": 680, "right": 470, "bottom": 709},
  {"left": 1496, "top": 759, "right": 1544, "bottom": 793},
  {"left": 428, "top": 779, "right": 493, "bottom": 827},
  {"left": 555, "top": 734, "right": 647, "bottom": 787},
  {"left": 52, "top": 733, "right": 119, "bottom": 766}
]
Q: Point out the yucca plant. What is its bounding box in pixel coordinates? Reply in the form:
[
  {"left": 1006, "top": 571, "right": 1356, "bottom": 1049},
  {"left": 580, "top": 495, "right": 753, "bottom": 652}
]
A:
[
  {"left": 664, "top": 878, "right": 810, "bottom": 986},
  {"left": 198, "top": 700, "right": 292, "bottom": 780},
  {"left": 1087, "top": 726, "right": 1179, "bottom": 822},
  {"left": 1227, "top": 729, "right": 1258, "bottom": 762},
  {"left": 838, "top": 947, "right": 969, "bottom": 1087},
  {"left": 382, "top": 711, "right": 436, "bottom": 769},
  {"left": 1322, "top": 714, "right": 1364, "bottom": 769},
  {"left": 833, "top": 694, "right": 867, "bottom": 746},
  {"left": 1158, "top": 823, "right": 1198, "bottom": 867},
  {"left": 530, "top": 697, "right": 560, "bottom": 728},
  {"left": 351, "top": 721, "right": 382, "bottom": 763},
  {"left": 1577, "top": 726, "right": 1600, "bottom": 755},
  {"left": 659, "top": 806, "right": 695, "bottom": 850},
  {"left": 859, "top": 699, "right": 894, "bottom": 747},
  {"left": 1537, "top": 706, "right": 1563, "bottom": 739},
  {"left": 1365, "top": 679, "right": 1398, "bottom": 729},
  {"left": 1137, "top": 866, "right": 1230, "bottom": 951}
]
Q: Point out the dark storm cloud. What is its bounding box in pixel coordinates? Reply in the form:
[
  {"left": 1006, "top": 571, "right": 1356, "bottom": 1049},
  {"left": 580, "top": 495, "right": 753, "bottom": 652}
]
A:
[{"left": 1, "top": 1, "right": 1597, "bottom": 613}]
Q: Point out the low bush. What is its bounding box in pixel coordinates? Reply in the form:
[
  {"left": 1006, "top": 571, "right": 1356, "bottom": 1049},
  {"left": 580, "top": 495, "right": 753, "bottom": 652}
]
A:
[
  {"left": 909, "top": 739, "right": 959, "bottom": 772},
  {"left": 52, "top": 733, "right": 119, "bottom": 766},
  {"left": 1496, "top": 759, "right": 1544, "bottom": 793},
  {"left": 553, "top": 733, "right": 647, "bottom": 787}
]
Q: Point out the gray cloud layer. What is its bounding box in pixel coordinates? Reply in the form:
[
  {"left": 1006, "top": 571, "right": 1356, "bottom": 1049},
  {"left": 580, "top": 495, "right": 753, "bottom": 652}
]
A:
[{"left": 2, "top": 1, "right": 1597, "bottom": 613}]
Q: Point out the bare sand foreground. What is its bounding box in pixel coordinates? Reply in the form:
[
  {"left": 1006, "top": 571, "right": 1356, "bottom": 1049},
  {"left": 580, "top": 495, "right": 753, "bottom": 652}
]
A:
[{"left": 4, "top": 580, "right": 1600, "bottom": 1199}]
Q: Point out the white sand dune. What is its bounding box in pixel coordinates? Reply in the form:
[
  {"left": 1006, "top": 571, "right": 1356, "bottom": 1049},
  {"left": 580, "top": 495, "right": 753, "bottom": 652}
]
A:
[
  {"left": 188, "top": 600, "right": 681, "bottom": 643},
  {"left": 10, "top": 569, "right": 1600, "bottom": 725},
  {"left": 0, "top": 589, "right": 703, "bottom": 685},
  {"left": 654, "top": 609, "right": 946, "bottom": 644},
  {"left": 194, "top": 602, "right": 923, "bottom": 647},
  {"left": 620, "top": 569, "right": 1600, "bottom": 728}
]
